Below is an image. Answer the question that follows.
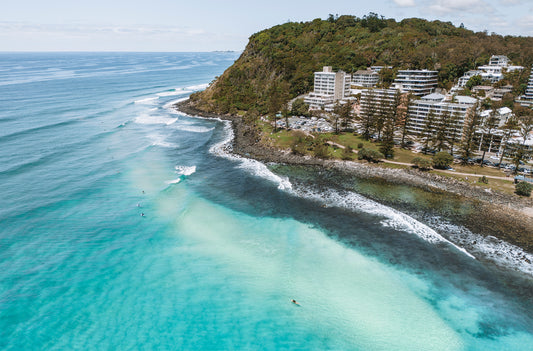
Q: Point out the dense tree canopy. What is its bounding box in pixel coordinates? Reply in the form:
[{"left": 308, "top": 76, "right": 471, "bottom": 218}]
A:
[{"left": 189, "top": 14, "right": 533, "bottom": 115}]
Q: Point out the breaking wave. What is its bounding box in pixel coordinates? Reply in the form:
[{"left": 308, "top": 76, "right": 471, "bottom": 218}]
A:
[
  {"left": 148, "top": 133, "right": 179, "bottom": 148},
  {"left": 165, "top": 165, "right": 197, "bottom": 185},
  {"left": 134, "top": 97, "right": 159, "bottom": 105},
  {"left": 134, "top": 113, "right": 177, "bottom": 125}
]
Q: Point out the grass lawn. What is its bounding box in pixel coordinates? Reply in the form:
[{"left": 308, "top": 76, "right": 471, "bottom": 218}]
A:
[{"left": 257, "top": 127, "right": 523, "bottom": 195}]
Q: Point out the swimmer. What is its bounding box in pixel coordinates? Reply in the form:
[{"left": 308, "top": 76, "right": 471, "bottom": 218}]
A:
[
  {"left": 291, "top": 299, "right": 300, "bottom": 306},
  {"left": 141, "top": 213, "right": 145, "bottom": 217}
]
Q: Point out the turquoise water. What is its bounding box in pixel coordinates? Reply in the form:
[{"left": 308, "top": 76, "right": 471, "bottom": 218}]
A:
[{"left": 0, "top": 52, "right": 532, "bottom": 350}]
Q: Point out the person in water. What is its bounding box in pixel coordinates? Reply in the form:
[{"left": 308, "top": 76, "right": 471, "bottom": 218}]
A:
[
  {"left": 141, "top": 213, "right": 145, "bottom": 217},
  {"left": 291, "top": 299, "right": 300, "bottom": 305}
]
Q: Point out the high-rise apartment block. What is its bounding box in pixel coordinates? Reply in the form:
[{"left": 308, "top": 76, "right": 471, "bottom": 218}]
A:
[
  {"left": 393, "top": 70, "right": 438, "bottom": 96},
  {"left": 305, "top": 66, "right": 351, "bottom": 110}
]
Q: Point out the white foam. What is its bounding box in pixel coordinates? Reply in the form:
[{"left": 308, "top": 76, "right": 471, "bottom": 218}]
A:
[
  {"left": 148, "top": 133, "right": 179, "bottom": 148},
  {"left": 176, "top": 107, "right": 533, "bottom": 274},
  {"left": 175, "top": 165, "right": 197, "bottom": 176},
  {"left": 165, "top": 178, "right": 182, "bottom": 184},
  {"left": 134, "top": 97, "right": 159, "bottom": 105},
  {"left": 163, "top": 97, "right": 190, "bottom": 111},
  {"left": 238, "top": 159, "right": 292, "bottom": 190},
  {"left": 189, "top": 112, "right": 474, "bottom": 257},
  {"left": 425, "top": 218, "right": 533, "bottom": 276},
  {"left": 164, "top": 165, "right": 197, "bottom": 186},
  {"left": 156, "top": 90, "right": 179, "bottom": 97},
  {"left": 208, "top": 119, "right": 234, "bottom": 156},
  {"left": 157, "top": 88, "right": 193, "bottom": 97},
  {"left": 134, "top": 113, "right": 177, "bottom": 126},
  {"left": 174, "top": 125, "right": 215, "bottom": 133},
  {"left": 289, "top": 185, "right": 475, "bottom": 258},
  {"left": 186, "top": 83, "right": 209, "bottom": 91},
  {"left": 205, "top": 120, "right": 292, "bottom": 190}
]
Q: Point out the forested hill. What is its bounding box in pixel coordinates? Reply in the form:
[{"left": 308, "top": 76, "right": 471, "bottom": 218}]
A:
[{"left": 189, "top": 14, "right": 533, "bottom": 115}]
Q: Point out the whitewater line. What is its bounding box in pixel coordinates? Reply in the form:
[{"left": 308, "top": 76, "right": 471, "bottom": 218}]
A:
[{"left": 174, "top": 103, "right": 480, "bottom": 261}]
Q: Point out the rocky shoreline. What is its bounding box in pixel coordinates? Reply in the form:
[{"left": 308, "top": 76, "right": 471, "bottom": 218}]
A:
[{"left": 176, "top": 100, "right": 533, "bottom": 255}]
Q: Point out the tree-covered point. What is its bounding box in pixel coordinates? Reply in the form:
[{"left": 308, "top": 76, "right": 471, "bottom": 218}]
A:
[{"left": 190, "top": 13, "right": 533, "bottom": 115}]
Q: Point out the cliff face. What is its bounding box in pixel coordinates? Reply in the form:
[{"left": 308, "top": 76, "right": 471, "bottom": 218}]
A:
[{"left": 189, "top": 14, "right": 533, "bottom": 115}]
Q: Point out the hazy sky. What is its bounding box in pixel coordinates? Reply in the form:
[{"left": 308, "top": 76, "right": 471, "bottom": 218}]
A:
[{"left": 1, "top": 0, "right": 531, "bottom": 51}]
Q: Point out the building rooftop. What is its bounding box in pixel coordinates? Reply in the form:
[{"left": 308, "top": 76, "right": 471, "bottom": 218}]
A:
[
  {"left": 472, "top": 85, "right": 494, "bottom": 91},
  {"left": 480, "top": 107, "right": 513, "bottom": 118},
  {"left": 453, "top": 96, "right": 478, "bottom": 105},
  {"left": 353, "top": 69, "right": 378, "bottom": 75},
  {"left": 421, "top": 93, "right": 445, "bottom": 102}
]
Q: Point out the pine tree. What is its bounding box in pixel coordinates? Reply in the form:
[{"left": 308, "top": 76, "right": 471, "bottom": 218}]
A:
[
  {"left": 341, "top": 102, "right": 353, "bottom": 132},
  {"left": 447, "top": 111, "right": 461, "bottom": 157},
  {"left": 379, "top": 95, "right": 398, "bottom": 158},
  {"left": 460, "top": 102, "right": 481, "bottom": 164},
  {"left": 334, "top": 101, "right": 353, "bottom": 133},
  {"left": 399, "top": 92, "right": 412, "bottom": 148},
  {"left": 512, "top": 114, "right": 533, "bottom": 173},
  {"left": 478, "top": 108, "right": 500, "bottom": 167},
  {"left": 434, "top": 108, "right": 450, "bottom": 152},
  {"left": 379, "top": 117, "right": 396, "bottom": 158},
  {"left": 420, "top": 108, "right": 436, "bottom": 154},
  {"left": 497, "top": 115, "right": 518, "bottom": 168},
  {"left": 360, "top": 90, "right": 376, "bottom": 140}
]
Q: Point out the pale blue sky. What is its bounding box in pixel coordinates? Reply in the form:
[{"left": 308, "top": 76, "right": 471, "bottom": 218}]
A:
[{"left": 1, "top": 0, "right": 531, "bottom": 51}]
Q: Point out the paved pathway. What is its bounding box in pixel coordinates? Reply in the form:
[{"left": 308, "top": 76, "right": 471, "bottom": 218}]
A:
[{"left": 325, "top": 140, "right": 513, "bottom": 181}]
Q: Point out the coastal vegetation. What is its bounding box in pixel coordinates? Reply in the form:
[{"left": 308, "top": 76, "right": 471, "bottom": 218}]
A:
[
  {"left": 190, "top": 14, "right": 533, "bottom": 115},
  {"left": 183, "top": 14, "right": 533, "bottom": 199},
  {"left": 432, "top": 151, "right": 454, "bottom": 169},
  {"left": 516, "top": 181, "right": 533, "bottom": 197}
]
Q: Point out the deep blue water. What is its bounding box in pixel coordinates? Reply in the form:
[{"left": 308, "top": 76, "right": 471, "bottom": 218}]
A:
[{"left": 0, "top": 52, "right": 532, "bottom": 350}]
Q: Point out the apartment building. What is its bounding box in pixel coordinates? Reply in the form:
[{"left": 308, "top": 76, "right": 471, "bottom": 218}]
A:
[
  {"left": 392, "top": 70, "right": 438, "bottom": 96},
  {"left": 518, "top": 66, "right": 533, "bottom": 107},
  {"left": 480, "top": 107, "right": 513, "bottom": 127},
  {"left": 489, "top": 55, "right": 510, "bottom": 67},
  {"left": 477, "top": 65, "right": 504, "bottom": 83},
  {"left": 351, "top": 69, "right": 379, "bottom": 88},
  {"left": 406, "top": 93, "right": 477, "bottom": 138},
  {"left": 458, "top": 70, "right": 483, "bottom": 87},
  {"left": 359, "top": 88, "right": 399, "bottom": 117},
  {"left": 305, "top": 66, "right": 351, "bottom": 110},
  {"left": 491, "top": 85, "right": 513, "bottom": 101}
]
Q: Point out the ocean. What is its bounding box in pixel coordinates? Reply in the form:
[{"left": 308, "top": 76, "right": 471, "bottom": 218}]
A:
[{"left": 0, "top": 52, "right": 532, "bottom": 350}]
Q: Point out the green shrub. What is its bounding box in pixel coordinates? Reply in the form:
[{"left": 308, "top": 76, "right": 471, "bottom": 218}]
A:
[
  {"left": 358, "top": 147, "right": 383, "bottom": 163},
  {"left": 515, "top": 181, "right": 533, "bottom": 197},
  {"left": 412, "top": 157, "right": 433, "bottom": 170},
  {"left": 478, "top": 176, "right": 488, "bottom": 184},
  {"left": 341, "top": 146, "right": 354, "bottom": 160},
  {"left": 357, "top": 142, "right": 364, "bottom": 149},
  {"left": 313, "top": 143, "right": 330, "bottom": 159},
  {"left": 290, "top": 131, "right": 308, "bottom": 155},
  {"left": 432, "top": 152, "right": 454, "bottom": 169}
]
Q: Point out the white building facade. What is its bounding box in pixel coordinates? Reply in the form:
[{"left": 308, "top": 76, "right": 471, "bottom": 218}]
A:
[
  {"left": 359, "top": 88, "right": 399, "bottom": 118},
  {"left": 407, "top": 93, "right": 477, "bottom": 139},
  {"left": 392, "top": 70, "right": 438, "bottom": 96},
  {"left": 489, "top": 55, "right": 510, "bottom": 67},
  {"left": 305, "top": 66, "right": 351, "bottom": 110},
  {"left": 351, "top": 69, "right": 379, "bottom": 88},
  {"left": 518, "top": 66, "right": 533, "bottom": 107}
]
